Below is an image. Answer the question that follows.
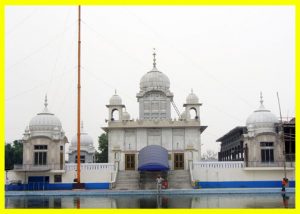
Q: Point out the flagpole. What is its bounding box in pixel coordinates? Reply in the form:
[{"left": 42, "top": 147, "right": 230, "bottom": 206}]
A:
[{"left": 77, "top": 5, "right": 81, "bottom": 184}]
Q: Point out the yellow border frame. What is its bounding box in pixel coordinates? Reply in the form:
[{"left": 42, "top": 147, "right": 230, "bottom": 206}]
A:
[{"left": 1, "top": 0, "right": 298, "bottom": 213}]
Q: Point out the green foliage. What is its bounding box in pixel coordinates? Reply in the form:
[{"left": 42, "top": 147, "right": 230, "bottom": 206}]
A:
[
  {"left": 5, "top": 140, "right": 23, "bottom": 170},
  {"left": 95, "top": 133, "right": 108, "bottom": 163}
]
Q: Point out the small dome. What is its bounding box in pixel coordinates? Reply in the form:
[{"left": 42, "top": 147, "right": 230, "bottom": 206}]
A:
[
  {"left": 71, "top": 133, "right": 94, "bottom": 147},
  {"left": 109, "top": 93, "right": 122, "bottom": 105},
  {"left": 122, "top": 110, "right": 130, "bottom": 120},
  {"left": 180, "top": 111, "right": 186, "bottom": 120},
  {"left": 180, "top": 111, "right": 191, "bottom": 120},
  {"left": 186, "top": 90, "right": 199, "bottom": 104},
  {"left": 29, "top": 96, "right": 62, "bottom": 133},
  {"left": 70, "top": 123, "right": 94, "bottom": 147},
  {"left": 246, "top": 94, "right": 278, "bottom": 133}
]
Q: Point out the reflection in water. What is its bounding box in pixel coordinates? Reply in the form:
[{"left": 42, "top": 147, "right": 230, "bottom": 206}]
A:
[
  {"left": 281, "top": 192, "right": 290, "bottom": 208},
  {"left": 5, "top": 193, "right": 295, "bottom": 208},
  {"left": 54, "top": 198, "right": 61, "bottom": 208}
]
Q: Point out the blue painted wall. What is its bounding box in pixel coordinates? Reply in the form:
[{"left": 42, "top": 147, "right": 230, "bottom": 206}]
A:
[
  {"left": 6, "top": 182, "right": 110, "bottom": 191},
  {"left": 197, "top": 180, "right": 295, "bottom": 188}
]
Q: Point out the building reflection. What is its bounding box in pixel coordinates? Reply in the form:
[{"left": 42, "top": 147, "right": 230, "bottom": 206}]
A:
[{"left": 5, "top": 193, "right": 295, "bottom": 208}]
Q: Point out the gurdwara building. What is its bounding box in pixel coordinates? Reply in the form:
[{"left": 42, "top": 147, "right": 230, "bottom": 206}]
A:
[{"left": 103, "top": 52, "right": 207, "bottom": 171}]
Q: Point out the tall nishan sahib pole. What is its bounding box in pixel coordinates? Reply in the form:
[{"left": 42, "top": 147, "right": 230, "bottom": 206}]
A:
[
  {"left": 277, "top": 92, "right": 286, "bottom": 178},
  {"left": 77, "top": 5, "right": 81, "bottom": 184}
]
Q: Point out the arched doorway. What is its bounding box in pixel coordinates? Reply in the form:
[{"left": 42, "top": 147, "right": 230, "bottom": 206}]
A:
[
  {"left": 111, "top": 109, "right": 120, "bottom": 121},
  {"left": 189, "top": 107, "right": 198, "bottom": 119}
]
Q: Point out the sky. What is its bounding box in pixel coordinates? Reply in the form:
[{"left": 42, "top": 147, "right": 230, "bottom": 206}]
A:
[{"left": 5, "top": 6, "right": 295, "bottom": 156}]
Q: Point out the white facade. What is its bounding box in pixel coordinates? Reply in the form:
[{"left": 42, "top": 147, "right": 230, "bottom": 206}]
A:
[
  {"left": 191, "top": 161, "right": 295, "bottom": 184},
  {"left": 243, "top": 94, "right": 284, "bottom": 167},
  {"left": 7, "top": 163, "right": 115, "bottom": 184},
  {"left": 104, "top": 53, "right": 206, "bottom": 171},
  {"left": 21, "top": 96, "right": 68, "bottom": 171},
  {"left": 8, "top": 97, "right": 112, "bottom": 185},
  {"left": 68, "top": 122, "right": 96, "bottom": 163}
]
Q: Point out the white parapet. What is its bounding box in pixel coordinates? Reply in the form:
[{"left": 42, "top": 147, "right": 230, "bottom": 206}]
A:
[
  {"left": 192, "top": 161, "right": 295, "bottom": 182},
  {"left": 63, "top": 163, "right": 116, "bottom": 183},
  {"left": 65, "top": 163, "right": 115, "bottom": 171},
  {"left": 193, "top": 161, "right": 244, "bottom": 169}
]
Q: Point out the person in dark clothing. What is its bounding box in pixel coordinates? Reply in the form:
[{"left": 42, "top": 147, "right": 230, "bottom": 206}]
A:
[{"left": 281, "top": 177, "right": 289, "bottom": 192}]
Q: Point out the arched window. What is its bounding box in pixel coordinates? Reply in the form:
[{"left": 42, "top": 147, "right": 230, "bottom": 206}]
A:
[
  {"left": 111, "top": 109, "right": 120, "bottom": 121},
  {"left": 189, "top": 107, "right": 198, "bottom": 119}
]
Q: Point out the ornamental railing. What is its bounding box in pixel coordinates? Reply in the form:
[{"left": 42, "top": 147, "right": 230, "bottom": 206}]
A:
[
  {"left": 193, "top": 161, "right": 244, "bottom": 169},
  {"left": 13, "top": 163, "right": 116, "bottom": 171},
  {"left": 64, "top": 163, "right": 115, "bottom": 171}
]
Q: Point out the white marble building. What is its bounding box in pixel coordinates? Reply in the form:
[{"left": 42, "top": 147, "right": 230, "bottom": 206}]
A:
[
  {"left": 68, "top": 122, "right": 96, "bottom": 163},
  {"left": 7, "top": 96, "right": 69, "bottom": 184},
  {"left": 103, "top": 52, "right": 207, "bottom": 171},
  {"left": 8, "top": 96, "right": 113, "bottom": 187},
  {"left": 243, "top": 94, "right": 285, "bottom": 167}
]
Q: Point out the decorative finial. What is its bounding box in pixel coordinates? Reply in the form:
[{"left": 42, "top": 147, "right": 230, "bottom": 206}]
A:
[
  {"left": 153, "top": 48, "right": 157, "bottom": 68},
  {"left": 44, "top": 94, "right": 48, "bottom": 108},
  {"left": 260, "top": 91, "right": 263, "bottom": 105},
  {"left": 115, "top": 89, "right": 117, "bottom": 95}
]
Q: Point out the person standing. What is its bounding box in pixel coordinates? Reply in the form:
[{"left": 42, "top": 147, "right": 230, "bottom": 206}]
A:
[
  {"left": 156, "top": 175, "right": 164, "bottom": 194},
  {"left": 281, "top": 177, "right": 289, "bottom": 192}
]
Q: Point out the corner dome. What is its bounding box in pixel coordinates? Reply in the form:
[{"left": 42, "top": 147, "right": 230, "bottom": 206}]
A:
[
  {"left": 246, "top": 105, "right": 278, "bottom": 126},
  {"left": 186, "top": 90, "right": 199, "bottom": 104},
  {"left": 122, "top": 110, "right": 130, "bottom": 120},
  {"left": 29, "top": 96, "right": 62, "bottom": 133},
  {"left": 180, "top": 111, "right": 190, "bottom": 120},
  {"left": 109, "top": 93, "right": 122, "bottom": 105},
  {"left": 246, "top": 94, "right": 278, "bottom": 133}
]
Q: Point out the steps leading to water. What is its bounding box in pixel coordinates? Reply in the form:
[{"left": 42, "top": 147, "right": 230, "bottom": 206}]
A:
[
  {"left": 114, "top": 170, "right": 192, "bottom": 190},
  {"left": 167, "top": 170, "right": 192, "bottom": 189},
  {"left": 114, "top": 171, "right": 140, "bottom": 190}
]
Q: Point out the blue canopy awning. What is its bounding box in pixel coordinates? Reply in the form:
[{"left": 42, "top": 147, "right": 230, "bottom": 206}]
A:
[{"left": 138, "top": 145, "right": 169, "bottom": 171}]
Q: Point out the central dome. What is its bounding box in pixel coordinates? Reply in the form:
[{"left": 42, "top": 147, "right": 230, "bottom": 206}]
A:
[
  {"left": 140, "top": 51, "right": 170, "bottom": 92},
  {"left": 140, "top": 68, "right": 170, "bottom": 92}
]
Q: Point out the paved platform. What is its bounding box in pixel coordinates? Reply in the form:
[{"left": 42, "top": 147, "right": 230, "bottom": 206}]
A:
[{"left": 5, "top": 188, "right": 295, "bottom": 197}]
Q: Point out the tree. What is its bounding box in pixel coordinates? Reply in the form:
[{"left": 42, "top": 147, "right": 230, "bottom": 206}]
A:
[
  {"left": 5, "top": 140, "right": 23, "bottom": 170},
  {"left": 201, "top": 150, "right": 218, "bottom": 161},
  {"left": 95, "top": 133, "right": 108, "bottom": 163}
]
